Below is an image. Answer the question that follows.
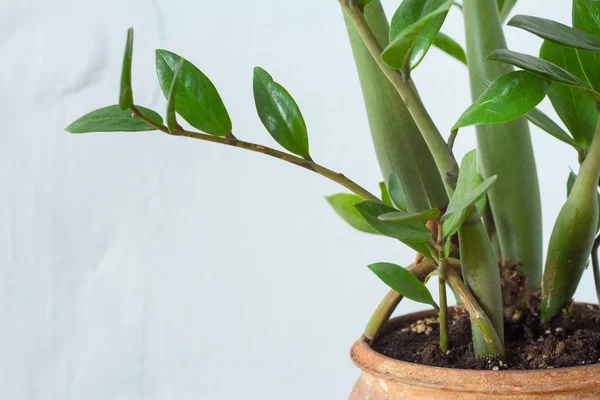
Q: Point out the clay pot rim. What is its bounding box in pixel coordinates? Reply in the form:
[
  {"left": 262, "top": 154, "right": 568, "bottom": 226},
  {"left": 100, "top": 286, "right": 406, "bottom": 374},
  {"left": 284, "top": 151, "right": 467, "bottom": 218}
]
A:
[{"left": 351, "top": 306, "right": 600, "bottom": 393}]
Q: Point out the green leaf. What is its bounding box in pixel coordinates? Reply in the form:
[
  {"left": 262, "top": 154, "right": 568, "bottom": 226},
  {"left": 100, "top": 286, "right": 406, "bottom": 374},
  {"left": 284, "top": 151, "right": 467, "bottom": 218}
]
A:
[
  {"left": 409, "top": 0, "right": 454, "bottom": 69},
  {"left": 442, "top": 151, "right": 496, "bottom": 237},
  {"left": 487, "top": 49, "right": 597, "bottom": 97},
  {"left": 567, "top": 171, "right": 600, "bottom": 232},
  {"left": 473, "top": 73, "right": 580, "bottom": 149},
  {"left": 539, "top": 40, "right": 598, "bottom": 149},
  {"left": 382, "top": 0, "right": 453, "bottom": 70},
  {"left": 378, "top": 208, "right": 440, "bottom": 222},
  {"left": 368, "top": 262, "right": 437, "bottom": 307},
  {"left": 444, "top": 176, "right": 497, "bottom": 220},
  {"left": 355, "top": 201, "right": 432, "bottom": 243},
  {"left": 166, "top": 58, "right": 184, "bottom": 133},
  {"left": 573, "top": 0, "right": 600, "bottom": 92},
  {"left": 508, "top": 15, "right": 600, "bottom": 52},
  {"left": 525, "top": 107, "right": 580, "bottom": 149},
  {"left": 379, "top": 182, "right": 393, "bottom": 206},
  {"left": 433, "top": 32, "right": 467, "bottom": 65},
  {"left": 65, "top": 105, "right": 163, "bottom": 133},
  {"left": 326, "top": 194, "right": 381, "bottom": 235},
  {"left": 155, "top": 49, "right": 232, "bottom": 136},
  {"left": 497, "top": 0, "right": 518, "bottom": 22},
  {"left": 388, "top": 173, "right": 408, "bottom": 211},
  {"left": 253, "top": 67, "right": 310, "bottom": 158},
  {"left": 453, "top": 71, "right": 549, "bottom": 130},
  {"left": 119, "top": 28, "right": 134, "bottom": 111}
]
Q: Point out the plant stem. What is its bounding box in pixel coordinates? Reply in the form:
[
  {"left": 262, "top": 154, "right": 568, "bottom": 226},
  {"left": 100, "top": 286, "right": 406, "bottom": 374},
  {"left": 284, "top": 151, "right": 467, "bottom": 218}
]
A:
[
  {"left": 457, "top": 214, "right": 505, "bottom": 356},
  {"left": 438, "top": 277, "right": 449, "bottom": 353},
  {"left": 364, "top": 259, "right": 435, "bottom": 341},
  {"left": 463, "top": 0, "right": 543, "bottom": 287},
  {"left": 437, "top": 222, "right": 449, "bottom": 354},
  {"left": 343, "top": 1, "right": 505, "bottom": 357},
  {"left": 446, "top": 268, "right": 505, "bottom": 358},
  {"left": 593, "top": 235, "right": 600, "bottom": 305},
  {"left": 448, "top": 129, "right": 458, "bottom": 151},
  {"left": 342, "top": 1, "right": 449, "bottom": 213},
  {"left": 541, "top": 117, "right": 600, "bottom": 320},
  {"left": 341, "top": 4, "right": 459, "bottom": 194},
  {"left": 130, "top": 107, "right": 379, "bottom": 201}
]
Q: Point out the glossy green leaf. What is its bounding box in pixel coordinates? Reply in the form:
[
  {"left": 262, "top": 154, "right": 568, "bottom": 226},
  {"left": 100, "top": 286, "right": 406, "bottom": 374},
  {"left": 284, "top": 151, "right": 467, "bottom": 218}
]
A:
[
  {"left": 573, "top": 0, "right": 600, "bottom": 92},
  {"left": 166, "top": 58, "right": 184, "bottom": 133},
  {"left": 442, "top": 150, "right": 490, "bottom": 237},
  {"left": 326, "top": 194, "right": 381, "bottom": 235},
  {"left": 508, "top": 15, "right": 600, "bottom": 51},
  {"left": 487, "top": 49, "right": 596, "bottom": 96},
  {"left": 473, "top": 73, "right": 580, "bottom": 148},
  {"left": 382, "top": 0, "right": 453, "bottom": 70},
  {"left": 355, "top": 201, "right": 432, "bottom": 242},
  {"left": 378, "top": 208, "right": 440, "bottom": 222},
  {"left": 409, "top": 0, "right": 454, "bottom": 69},
  {"left": 388, "top": 173, "right": 408, "bottom": 211},
  {"left": 497, "top": 0, "right": 518, "bottom": 22},
  {"left": 444, "top": 175, "right": 497, "bottom": 219},
  {"left": 453, "top": 71, "right": 549, "bottom": 130},
  {"left": 119, "top": 28, "right": 134, "bottom": 111},
  {"left": 156, "top": 49, "right": 232, "bottom": 136},
  {"left": 539, "top": 40, "right": 598, "bottom": 149},
  {"left": 433, "top": 32, "right": 467, "bottom": 65},
  {"left": 567, "top": 171, "right": 600, "bottom": 232},
  {"left": 65, "top": 105, "right": 163, "bottom": 133},
  {"left": 368, "top": 262, "right": 437, "bottom": 307},
  {"left": 253, "top": 67, "right": 310, "bottom": 158},
  {"left": 473, "top": 176, "right": 487, "bottom": 216},
  {"left": 525, "top": 107, "right": 581, "bottom": 149},
  {"left": 379, "top": 182, "right": 393, "bottom": 206}
]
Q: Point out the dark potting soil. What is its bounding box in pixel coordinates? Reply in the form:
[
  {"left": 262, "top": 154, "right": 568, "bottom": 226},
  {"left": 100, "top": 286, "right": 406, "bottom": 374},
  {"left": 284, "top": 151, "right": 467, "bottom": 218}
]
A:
[{"left": 371, "top": 303, "right": 600, "bottom": 370}]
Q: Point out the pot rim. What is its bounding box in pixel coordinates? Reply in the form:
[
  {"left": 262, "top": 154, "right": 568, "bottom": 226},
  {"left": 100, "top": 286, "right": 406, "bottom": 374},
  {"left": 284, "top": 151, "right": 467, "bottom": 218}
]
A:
[{"left": 351, "top": 307, "right": 600, "bottom": 394}]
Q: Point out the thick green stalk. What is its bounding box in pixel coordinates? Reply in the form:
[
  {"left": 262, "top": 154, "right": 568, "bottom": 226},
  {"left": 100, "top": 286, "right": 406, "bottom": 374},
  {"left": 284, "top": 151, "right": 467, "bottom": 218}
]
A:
[
  {"left": 463, "top": 0, "right": 543, "bottom": 287},
  {"left": 343, "top": 4, "right": 458, "bottom": 195},
  {"left": 343, "top": 2, "right": 505, "bottom": 357},
  {"left": 447, "top": 268, "right": 505, "bottom": 357},
  {"left": 541, "top": 118, "right": 600, "bottom": 321},
  {"left": 343, "top": 2, "right": 448, "bottom": 212},
  {"left": 458, "top": 214, "right": 504, "bottom": 355}
]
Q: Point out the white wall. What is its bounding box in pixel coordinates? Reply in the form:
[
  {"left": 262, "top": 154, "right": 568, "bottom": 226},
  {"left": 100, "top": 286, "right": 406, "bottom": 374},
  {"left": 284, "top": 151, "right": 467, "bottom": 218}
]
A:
[{"left": 1, "top": 0, "right": 592, "bottom": 399}]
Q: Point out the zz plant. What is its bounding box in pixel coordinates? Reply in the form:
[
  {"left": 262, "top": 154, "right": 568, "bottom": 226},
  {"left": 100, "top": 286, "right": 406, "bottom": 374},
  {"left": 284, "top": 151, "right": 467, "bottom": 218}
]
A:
[{"left": 66, "top": 0, "right": 600, "bottom": 363}]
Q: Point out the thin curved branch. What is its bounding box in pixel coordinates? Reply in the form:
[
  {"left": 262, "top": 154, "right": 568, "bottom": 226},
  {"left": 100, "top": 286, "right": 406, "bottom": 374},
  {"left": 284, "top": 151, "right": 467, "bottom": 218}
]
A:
[{"left": 130, "top": 107, "right": 378, "bottom": 201}]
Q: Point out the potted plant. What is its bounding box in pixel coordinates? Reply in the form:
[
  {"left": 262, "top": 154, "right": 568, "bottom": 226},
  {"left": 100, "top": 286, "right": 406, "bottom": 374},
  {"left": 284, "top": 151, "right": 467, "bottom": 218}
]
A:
[{"left": 65, "top": 0, "right": 600, "bottom": 398}]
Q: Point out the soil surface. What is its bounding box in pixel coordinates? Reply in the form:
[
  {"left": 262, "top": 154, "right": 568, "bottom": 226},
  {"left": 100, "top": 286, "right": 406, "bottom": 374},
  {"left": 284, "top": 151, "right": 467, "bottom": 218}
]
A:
[{"left": 372, "top": 303, "right": 600, "bottom": 370}]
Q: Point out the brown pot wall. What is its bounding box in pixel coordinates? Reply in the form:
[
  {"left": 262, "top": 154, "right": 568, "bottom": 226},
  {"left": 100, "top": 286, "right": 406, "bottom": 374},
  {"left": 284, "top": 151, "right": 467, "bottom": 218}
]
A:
[{"left": 349, "top": 308, "right": 600, "bottom": 399}]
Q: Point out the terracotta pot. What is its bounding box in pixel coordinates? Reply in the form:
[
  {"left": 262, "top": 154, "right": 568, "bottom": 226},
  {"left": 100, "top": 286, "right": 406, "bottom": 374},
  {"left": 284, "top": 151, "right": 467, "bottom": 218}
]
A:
[{"left": 350, "top": 308, "right": 600, "bottom": 399}]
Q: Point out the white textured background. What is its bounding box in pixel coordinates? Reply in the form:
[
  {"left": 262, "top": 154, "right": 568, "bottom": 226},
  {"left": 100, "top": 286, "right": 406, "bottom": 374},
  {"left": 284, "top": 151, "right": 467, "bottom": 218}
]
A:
[{"left": 1, "top": 0, "right": 593, "bottom": 399}]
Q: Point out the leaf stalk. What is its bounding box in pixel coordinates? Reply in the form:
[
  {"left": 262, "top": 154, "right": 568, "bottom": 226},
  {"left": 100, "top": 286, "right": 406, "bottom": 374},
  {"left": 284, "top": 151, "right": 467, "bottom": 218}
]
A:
[{"left": 130, "top": 106, "right": 378, "bottom": 201}]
